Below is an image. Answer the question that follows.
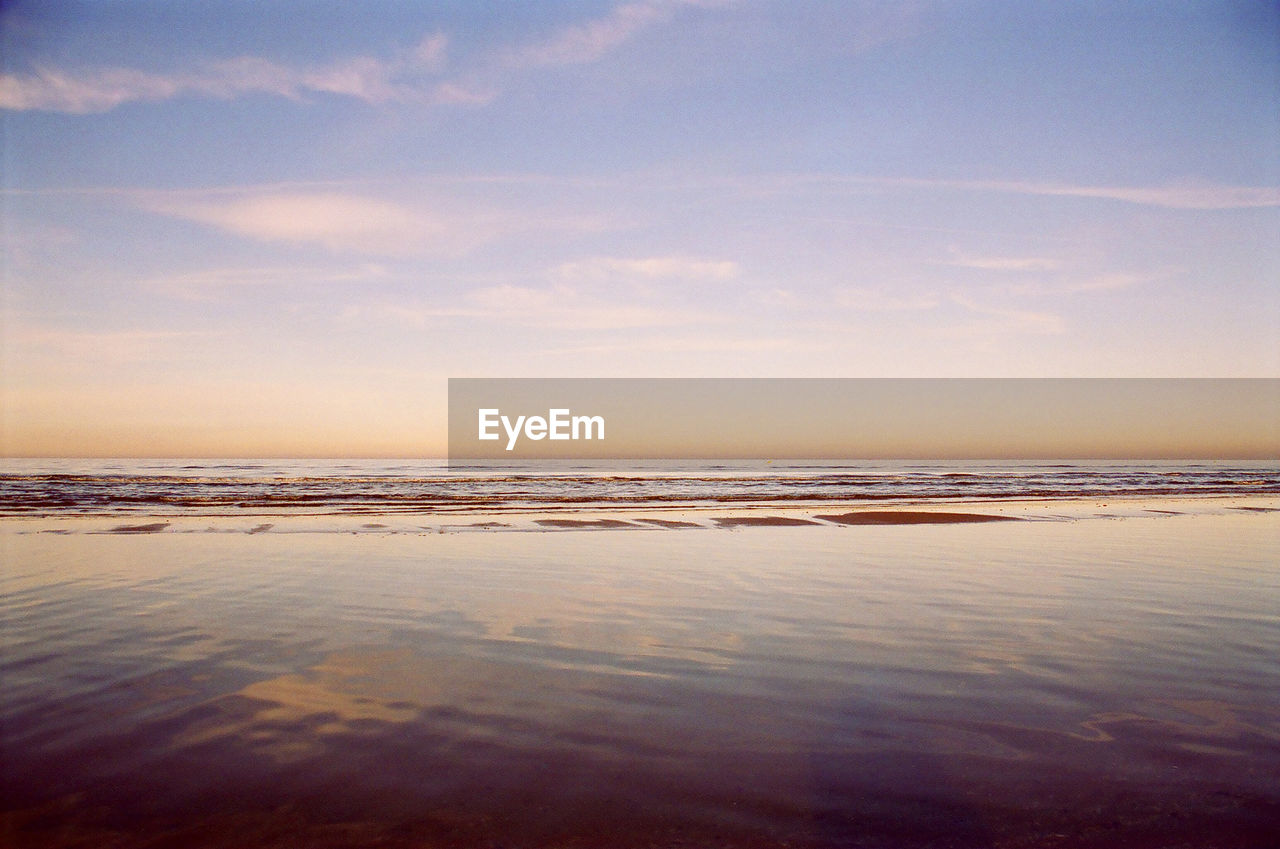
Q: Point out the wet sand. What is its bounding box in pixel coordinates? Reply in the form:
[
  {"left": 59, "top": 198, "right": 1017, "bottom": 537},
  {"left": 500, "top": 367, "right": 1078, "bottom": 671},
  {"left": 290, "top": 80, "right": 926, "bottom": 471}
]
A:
[
  {"left": 714, "top": 515, "right": 823, "bottom": 527},
  {"left": 535, "top": 518, "right": 640, "bottom": 529},
  {"left": 14, "top": 493, "right": 1280, "bottom": 536},
  {"left": 3, "top": 504, "right": 1279, "bottom": 847},
  {"left": 814, "top": 510, "right": 1014, "bottom": 524}
]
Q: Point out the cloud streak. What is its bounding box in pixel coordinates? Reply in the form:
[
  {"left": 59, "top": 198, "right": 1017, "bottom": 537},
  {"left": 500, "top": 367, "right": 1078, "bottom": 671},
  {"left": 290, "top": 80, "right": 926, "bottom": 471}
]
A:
[
  {"left": 136, "top": 183, "right": 616, "bottom": 257},
  {"left": 748, "top": 174, "right": 1280, "bottom": 211},
  {"left": 552, "top": 255, "right": 739, "bottom": 283},
  {"left": 0, "top": 34, "right": 467, "bottom": 113},
  {"left": 945, "top": 252, "right": 1060, "bottom": 272},
  {"left": 1, "top": 0, "right": 722, "bottom": 114},
  {"left": 505, "top": 0, "right": 703, "bottom": 68},
  {"left": 869, "top": 177, "right": 1280, "bottom": 211},
  {"left": 147, "top": 192, "right": 462, "bottom": 255},
  {"left": 1009, "top": 181, "right": 1280, "bottom": 210}
]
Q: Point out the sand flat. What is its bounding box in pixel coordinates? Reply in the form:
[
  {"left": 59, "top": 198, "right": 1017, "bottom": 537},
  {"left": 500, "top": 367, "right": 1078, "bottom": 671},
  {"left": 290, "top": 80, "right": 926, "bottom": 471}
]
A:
[{"left": 2, "top": 505, "right": 1278, "bottom": 847}]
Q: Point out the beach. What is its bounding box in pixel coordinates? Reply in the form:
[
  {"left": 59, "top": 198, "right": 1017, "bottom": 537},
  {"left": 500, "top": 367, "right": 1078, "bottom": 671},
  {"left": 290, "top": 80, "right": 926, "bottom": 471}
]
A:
[
  {"left": 7, "top": 0, "right": 1277, "bottom": 843},
  {"left": 3, "top": 469, "right": 1279, "bottom": 847}
]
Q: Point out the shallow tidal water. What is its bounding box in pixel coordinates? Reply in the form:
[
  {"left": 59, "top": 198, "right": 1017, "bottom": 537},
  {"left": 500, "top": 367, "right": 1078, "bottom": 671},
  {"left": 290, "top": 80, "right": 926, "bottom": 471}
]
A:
[{"left": 3, "top": 511, "right": 1279, "bottom": 847}]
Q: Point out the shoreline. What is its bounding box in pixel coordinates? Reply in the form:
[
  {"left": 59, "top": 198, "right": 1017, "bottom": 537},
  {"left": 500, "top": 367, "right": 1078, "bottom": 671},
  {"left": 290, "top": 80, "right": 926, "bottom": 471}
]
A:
[{"left": 5, "top": 493, "right": 1277, "bottom": 535}]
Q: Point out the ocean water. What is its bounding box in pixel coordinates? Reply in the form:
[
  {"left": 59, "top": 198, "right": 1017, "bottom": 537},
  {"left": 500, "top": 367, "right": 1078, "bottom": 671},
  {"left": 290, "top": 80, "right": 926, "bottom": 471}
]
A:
[
  {"left": 2, "top": 458, "right": 1277, "bottom": 516},
  {"left": 2, "top": 461, "right": 1279, "bottom": 846}
]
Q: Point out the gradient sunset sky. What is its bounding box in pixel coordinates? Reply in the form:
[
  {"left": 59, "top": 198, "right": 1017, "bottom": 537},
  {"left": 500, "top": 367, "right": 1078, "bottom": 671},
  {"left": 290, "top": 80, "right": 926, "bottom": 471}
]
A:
[{"left": 2, "top": 1, "right": 1277, "bottom": 457}]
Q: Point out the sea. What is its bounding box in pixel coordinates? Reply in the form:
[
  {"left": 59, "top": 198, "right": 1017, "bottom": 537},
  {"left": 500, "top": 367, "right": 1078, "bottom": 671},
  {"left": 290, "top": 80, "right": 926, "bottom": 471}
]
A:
[
  {"left": 2, "top": 459, "right": 1278, "bottom": 847},
  {"left": 2, "top": 458, "right": 1278, "bottom": 516}
]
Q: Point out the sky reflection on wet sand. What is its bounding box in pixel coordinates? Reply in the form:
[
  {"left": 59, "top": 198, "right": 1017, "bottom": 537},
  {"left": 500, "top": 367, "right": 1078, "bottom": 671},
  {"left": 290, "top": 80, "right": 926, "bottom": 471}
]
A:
[{"left": 2, "top": 510, "right": 1279, "bottom": 846}]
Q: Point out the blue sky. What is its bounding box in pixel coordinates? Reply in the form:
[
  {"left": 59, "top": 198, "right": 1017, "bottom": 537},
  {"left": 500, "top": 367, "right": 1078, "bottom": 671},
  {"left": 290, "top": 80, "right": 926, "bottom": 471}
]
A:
[{"left": 2, "top": 1, "right": 1277, "bottom": 456}]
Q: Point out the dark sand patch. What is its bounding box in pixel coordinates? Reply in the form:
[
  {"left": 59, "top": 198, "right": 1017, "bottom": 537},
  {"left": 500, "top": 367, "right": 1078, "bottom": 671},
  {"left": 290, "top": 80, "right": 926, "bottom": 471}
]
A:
[
  {"left": 433, "top": 521, "right": 514, "bottom": 531},
  {"left": 1145, "top": 509, "right": 1183, "bottom": 515},
  {"left": 246, "top": 523, "right": 274, "bottom": 534},
  {"left": 1232, "top": 506, "right": 1279, "bottom": 513},
  {"left": 634, "top": 518, "right": 703, "bottom": 528},
  {"left": 107, "top": 522, "right": 170, "bottom": 534},
  {"left": 714, "top": 516, "right": 821, "bottom": 528},
  {"left": 535, "top": 519, "right": 638, "bottom": 529},
  {"left": 815, "top": 511, "right": 1016, "bottom": 526},
  {"left": 362, "top": 523, "right": 388, "bottom": 529}
]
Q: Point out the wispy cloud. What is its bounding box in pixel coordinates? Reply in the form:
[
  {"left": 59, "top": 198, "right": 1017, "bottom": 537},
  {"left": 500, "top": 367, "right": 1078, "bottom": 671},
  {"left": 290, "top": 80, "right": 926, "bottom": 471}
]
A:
[
  {"left": 1003, "top": 181, "right": 1280, "bottom": 210},
  {"left": 1063, "top": 271, "right": 1158, "bottom": 293},
  {"left": 1, "top": 1, "right": 725, "bottom": 114},
  {"left": 746, "top": 174, "right": 1280, "bottom": 211},
  {"left": 504, "top": 0, "right": 718, "bottom": 68},
  {"left": 0, "top": 34, "right": 471, "bottom": 114},
  {"left": 337, "top": 302, "right": 480, "bottom": 328},
  {"left": 139, "top": 189, "right": 518, "bottom": 256},
  {"left": 866, "top": 177, "right": 1280, "bottom": 211},
  {"left": 552, "top": 255, "right": 739, "bottom": 284},
  {"left": 136, "top": 182, "right": 617, "bottom": 256},
  {"left": 147, "top": 192, "right": 458, "bottom": 255},
  {"left": 988, "top": 270, "right": 1166, "bottom": 298},
  {"left": 944, "top": 251, "right": 1060, "bottom": 272}
]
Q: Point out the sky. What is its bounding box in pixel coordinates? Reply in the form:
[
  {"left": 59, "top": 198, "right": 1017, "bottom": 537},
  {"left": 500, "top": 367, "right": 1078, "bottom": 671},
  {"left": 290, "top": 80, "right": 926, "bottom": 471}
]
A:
[{"left": 2, "top": 0, "right": 1278, "bottom": 458}]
